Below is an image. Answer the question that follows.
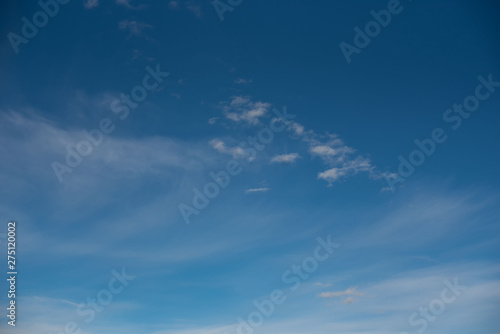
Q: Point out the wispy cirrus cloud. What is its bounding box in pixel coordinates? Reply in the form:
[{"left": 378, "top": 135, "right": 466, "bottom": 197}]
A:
[
  {"left": 245, "top": 187, "right": 270, "bottom": 194},
  {"left": 0, "top": 109, "right": 218, "bottom": 195},
  {"left": 122, "top": 261, "right": 500, "bottom": 334},
  {"left": 318, "top": 287, "right": 365, "bottom": 298}
]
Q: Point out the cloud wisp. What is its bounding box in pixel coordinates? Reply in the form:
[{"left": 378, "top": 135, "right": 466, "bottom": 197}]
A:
[{"left": 271, "top": 153, "right": 301, "bottom": 164}]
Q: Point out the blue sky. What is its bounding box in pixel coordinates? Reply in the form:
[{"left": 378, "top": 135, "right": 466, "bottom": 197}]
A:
[{"left": 0, "top": 0, "right": 499, "bottom": 333}]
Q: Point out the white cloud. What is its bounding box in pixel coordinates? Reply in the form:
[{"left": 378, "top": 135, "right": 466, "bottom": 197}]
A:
[
  {"left": 310, "top": 145, "right": 337, "bottom": 156},
  {"left": 212, "top": 98, "right": 388, "bottom": 187},
  {"left": 317, "top": 156, "right": 373, "bottom": 185},
  {"left": 317, "top": 168, "right": 347, "bottom": 183},
  {"left": 209, "top": 138, "right": 227, "bottom": 151},
  {"left": 294, "top": 131, "right": 384, "bottom": 185},
  {"left": 209, "top": 138, "right": 228, "bottom": 153},
  {"left": 209, "top": 138, "right": 247, "bottom": 159},
  {"left": 288, "top": 121, "right": 305, "bottom": 136},
  {"left": 309, "top": 143, "right": 355, "bottom": 161},
  {"left": 318, "top": 287, "right": 365, "bottom": 298},
  {"left": 245, "top": 187, "right": 270, "bottom": 194},
  {"left": 271, "top": 153, "right": 301, "bottom": 164},
  {"left": 221, "top": 96, "right": 271, "bottom": 125}
]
